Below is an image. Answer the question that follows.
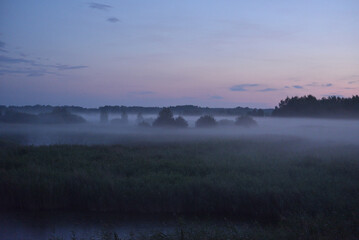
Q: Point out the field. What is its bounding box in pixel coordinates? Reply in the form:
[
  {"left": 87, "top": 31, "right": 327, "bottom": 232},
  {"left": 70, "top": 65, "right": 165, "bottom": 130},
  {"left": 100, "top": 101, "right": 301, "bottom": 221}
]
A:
[{"left": 1, "top": 136, "right": 359, "bottom": 239}]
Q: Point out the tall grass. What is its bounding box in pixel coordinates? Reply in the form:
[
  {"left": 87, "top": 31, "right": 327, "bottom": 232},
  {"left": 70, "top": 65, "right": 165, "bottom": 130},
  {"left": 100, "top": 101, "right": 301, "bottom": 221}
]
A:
[{"left": 1, "top": 138, "right": 358, "bottom": 237}]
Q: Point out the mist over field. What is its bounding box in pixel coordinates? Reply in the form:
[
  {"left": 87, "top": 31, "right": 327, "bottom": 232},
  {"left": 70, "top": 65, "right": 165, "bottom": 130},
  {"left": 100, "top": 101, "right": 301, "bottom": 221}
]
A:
[{"left": 1, "top": 114, "right": 358, "bottom": 146}]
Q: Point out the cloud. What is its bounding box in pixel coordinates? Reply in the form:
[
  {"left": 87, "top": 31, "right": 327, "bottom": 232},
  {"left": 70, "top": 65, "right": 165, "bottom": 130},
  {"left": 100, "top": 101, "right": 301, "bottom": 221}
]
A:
[
  {"left": 88, "top": 2, "right": 112, "bottom": 11},
  {"left": 0, "top": 54, "right": 88, "bottom": 77},
  {"left": 0, "top": 60, "right": 83, "bottom": 70},
  {"left": 107, "top": 17, "right": 120, "bottom": 23},
  {"left": 210, "top": 95, "right": 223, "bottom": 99},
  {"left": 346, "top": 75, "right": 359, "bottom": 84},
  {"left": 257, "top": 88, "right": 278, "bottom": 92},
  {"left": 306, "top": 82, "right": 333, "bottom": 88},
  {"left": 0, "top": 55, "right": 33, "bottom": 64},
  {"left": 348, "top": 80, "right": 359, "bottom": 84},
  {"left": 56, "top": 65, "right": 88, "bottom": 70},
  {"left": 0, "top": 68, "right": 51, "bottom": 77},
  {"left": 338, "top": 75, "right": 359, "bottom": 84},
  {"left": 27, "top": 72, "right": 45, "bottom": 77},
  {"left": 230, "top": 84, "right": 259, "bottom": 91},
  {"left": 293, "top": 85, "right": 303, "bottom": 89}
]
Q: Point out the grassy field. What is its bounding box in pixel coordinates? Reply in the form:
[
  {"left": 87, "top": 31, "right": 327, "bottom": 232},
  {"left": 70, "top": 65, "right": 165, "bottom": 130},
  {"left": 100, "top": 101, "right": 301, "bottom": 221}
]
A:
[{"left": 1, "top": 137, "right": 359, "bottom": 239}]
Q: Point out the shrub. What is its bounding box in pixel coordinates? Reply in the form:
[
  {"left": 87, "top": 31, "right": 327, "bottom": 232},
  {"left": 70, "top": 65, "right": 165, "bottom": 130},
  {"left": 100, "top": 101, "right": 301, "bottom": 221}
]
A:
[
  {"left": 153, "top": 108, "right": 176, "bottom": 127},
  {"left": 195, "top": 115, "right": 217, "bottom": 128},
  {"left": 174, "top": 116, "right": 188, "bottom": 128},
  {"left": 235, "top": 115, "right": 257, "bottom": 127}
]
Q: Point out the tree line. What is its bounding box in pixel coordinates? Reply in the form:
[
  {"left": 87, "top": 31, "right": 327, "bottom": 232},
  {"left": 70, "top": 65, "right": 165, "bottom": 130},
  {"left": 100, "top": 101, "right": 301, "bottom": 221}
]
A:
[
  {"left": 141, "top": 108, "right": 258, "bottom": 128},
  {"left": 272, "top": 95, "right": 359, "bottom": 118},
  {"left": 0, "top": 104, "right": 271, "bottom": 116}
]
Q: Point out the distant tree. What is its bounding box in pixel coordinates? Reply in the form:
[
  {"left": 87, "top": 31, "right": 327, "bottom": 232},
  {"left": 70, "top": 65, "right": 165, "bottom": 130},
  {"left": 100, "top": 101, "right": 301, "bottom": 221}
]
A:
[
  {"left": 195, "top": 115, "right": 217, "bottom": 128},
  {"left": 235, "top": 115, "right": 257, "bottom": 127},
  {"left": 38, "top": 107, "right": 86, "bottom": 124},
  {"left": 100, "top": 108, "right": 109, "bottom": 123},
  {"left": 136, "top": 112, "right": 144, "bottom": 123},
  {"left": 153, "top": 108, "right": 176, "bottom": 127},
  {"left": 248, "top": 108, "right": 264, "bottom": 117},
  {"left": 0, "top": 105, "right": 7, "bottom": 116},
  {"left": 121, "top": 110, "right": 128, "bottom": 124},
  {"left": 111, "top": 110, "right": 129, "bottom": 125},
  {"left": 0, "top": 110, "right": 39, "bottom": 124},
  {"left": 257, "top": 109, "right": 264, "bottom": 117},
  {"left": 174, "top": 116, "right": 188, "bottom": 128},
  {"left": 52, "top": 107, "right": 67, "bottom": 115},
  {"left": 0, "top": 107, "right": 87, "bottom": 124},
  {"left": 249, "top": 109, "right": 258, "bottom": 116}
]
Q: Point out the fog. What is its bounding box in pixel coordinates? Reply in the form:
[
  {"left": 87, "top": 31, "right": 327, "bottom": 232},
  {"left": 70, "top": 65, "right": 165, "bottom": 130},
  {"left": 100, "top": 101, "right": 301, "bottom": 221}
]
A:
[{"left": 1, "top": 114, "right": 358, "bottom": 146}]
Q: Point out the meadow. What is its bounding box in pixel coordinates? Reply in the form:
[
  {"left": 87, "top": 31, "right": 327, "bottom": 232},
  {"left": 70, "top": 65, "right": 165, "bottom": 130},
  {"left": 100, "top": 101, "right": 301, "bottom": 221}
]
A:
[{"left": 1, "top": 136, "right": 359, "bottom": 239}]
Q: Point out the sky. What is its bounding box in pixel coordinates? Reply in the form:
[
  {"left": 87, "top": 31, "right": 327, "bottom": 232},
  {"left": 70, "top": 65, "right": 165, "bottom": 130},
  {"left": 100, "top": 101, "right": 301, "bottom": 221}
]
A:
[{"left": 0, "top": 0, "right": 358, "bottom": 108}]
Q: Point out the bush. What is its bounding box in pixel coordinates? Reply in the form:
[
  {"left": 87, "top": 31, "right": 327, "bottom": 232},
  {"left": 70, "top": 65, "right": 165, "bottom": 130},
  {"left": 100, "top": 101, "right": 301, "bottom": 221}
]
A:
[
  {"left": 153, "top": 108, "right": 188, "bottom": 128},
  {"left": 235, "top": 115, "right": 257, "bottom": 127},
  {"left": 174, "top": 116, "right": 188, "bottom": 128},
  {"left": 153, "top": 108, "right": 176, "bottom": 127},
  {"left": 195, "top": 115, "right": 217, "bottom": 128}
]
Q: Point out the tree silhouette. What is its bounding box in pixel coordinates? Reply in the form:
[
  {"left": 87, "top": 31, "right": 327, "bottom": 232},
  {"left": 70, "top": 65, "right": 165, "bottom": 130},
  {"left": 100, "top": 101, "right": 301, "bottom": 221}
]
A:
[
  {"left": 195, "top": 115, "right": 217, "bottom": 128},
  {"left": 100, "top": 108, "right": 109, "bottom": 123},
  {"left": 136, "top": 112, "right": 144, "bottom": 123},
  {"left": 153, "top": 108, "right": 188, "bottom": 128},
  {"left": 174, "top": 116, "right": 188, "bottom": 128},
  {"left": 121, "top": 110, "right": 128, "bottom": 124},
  {"left": 153, "top": 108, "right": 176, "bottom": 127},
  {"left": 235, "top": 115, "right": 257, "bottom": 127},
  {"left": 39, "top": 107, "right": 86, "bottom": 124},
  {"left": 273, "top": 95, "right": 359, "bottom": 118}
]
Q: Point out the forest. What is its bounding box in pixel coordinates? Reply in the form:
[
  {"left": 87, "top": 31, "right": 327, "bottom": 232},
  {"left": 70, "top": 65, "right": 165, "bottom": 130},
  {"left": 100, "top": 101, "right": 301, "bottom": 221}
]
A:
[{"left": 272, "top": 95, "right": 359, "bottom": 118}]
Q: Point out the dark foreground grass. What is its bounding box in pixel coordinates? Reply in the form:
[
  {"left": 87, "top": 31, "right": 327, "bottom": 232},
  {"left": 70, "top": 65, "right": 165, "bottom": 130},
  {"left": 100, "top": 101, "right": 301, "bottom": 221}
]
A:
[
  {"left": 1, "top": 137, "right": 359, "bottom": 239},
  {"left": 47, "top": 216, "right": 359, "bottom": 240}
]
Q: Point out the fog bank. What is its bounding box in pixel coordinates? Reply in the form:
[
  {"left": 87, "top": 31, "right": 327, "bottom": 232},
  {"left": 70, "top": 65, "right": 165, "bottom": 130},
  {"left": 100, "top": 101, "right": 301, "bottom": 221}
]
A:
[{"left": 0, "top": 116, "right": 358, "bottom": 146}]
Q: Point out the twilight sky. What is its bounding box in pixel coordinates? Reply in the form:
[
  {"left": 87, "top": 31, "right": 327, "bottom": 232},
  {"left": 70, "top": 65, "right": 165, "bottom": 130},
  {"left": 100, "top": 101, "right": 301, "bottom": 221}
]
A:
[{"left": 0, "top": 0, "right": 358, "bottom": 108}]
